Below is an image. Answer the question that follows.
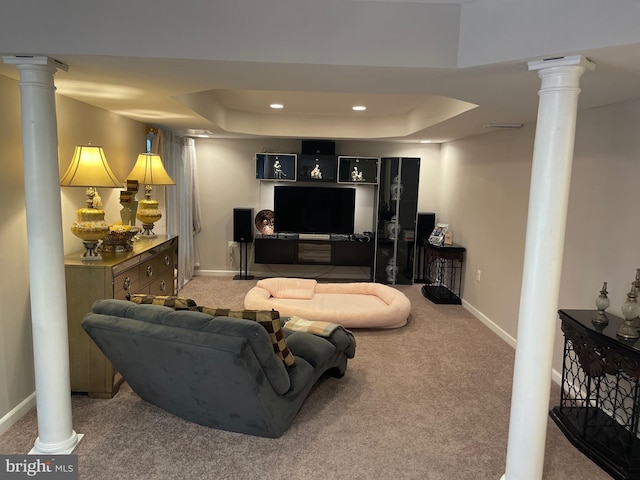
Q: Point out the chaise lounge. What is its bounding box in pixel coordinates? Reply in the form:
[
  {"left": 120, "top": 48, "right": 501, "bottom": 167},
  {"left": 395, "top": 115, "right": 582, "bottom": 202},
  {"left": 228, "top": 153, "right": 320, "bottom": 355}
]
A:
[
  {"left": 81, "top": 298, "right": 356, "bottom": 438},
  {"left": 244, "top": 277, "right": 412, "bottom": 329}
]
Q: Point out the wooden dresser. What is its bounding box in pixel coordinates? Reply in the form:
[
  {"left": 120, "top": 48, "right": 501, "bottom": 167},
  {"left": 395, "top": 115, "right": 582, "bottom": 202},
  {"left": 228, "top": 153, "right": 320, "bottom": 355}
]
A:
[{"left": 64, "top": 235, "right": 178, "bottom": 398}]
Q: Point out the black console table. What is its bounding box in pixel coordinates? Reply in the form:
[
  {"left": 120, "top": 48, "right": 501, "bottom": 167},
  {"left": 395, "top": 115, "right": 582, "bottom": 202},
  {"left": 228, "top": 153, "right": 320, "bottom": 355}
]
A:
[
  {"left": 420, "top": 242, "right": 465, "bottom": 304},
  {"left": 551, "top": 309, "right": 640, "bottom": 480}
]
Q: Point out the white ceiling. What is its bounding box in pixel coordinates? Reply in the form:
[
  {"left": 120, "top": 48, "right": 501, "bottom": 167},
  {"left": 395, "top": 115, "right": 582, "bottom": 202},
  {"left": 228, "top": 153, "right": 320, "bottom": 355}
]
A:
[{"left": 1, "top": 0, "right": 640, "bottom": 143}]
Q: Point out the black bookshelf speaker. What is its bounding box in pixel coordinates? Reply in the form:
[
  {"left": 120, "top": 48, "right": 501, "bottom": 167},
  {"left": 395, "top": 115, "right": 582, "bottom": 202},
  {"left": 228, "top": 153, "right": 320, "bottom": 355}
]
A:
[
  {"left": 233, "top": 208, "right": 254, "bottom": 242},
  {"left": 416, "top": 212, "right": 436, "bottom": 244}
]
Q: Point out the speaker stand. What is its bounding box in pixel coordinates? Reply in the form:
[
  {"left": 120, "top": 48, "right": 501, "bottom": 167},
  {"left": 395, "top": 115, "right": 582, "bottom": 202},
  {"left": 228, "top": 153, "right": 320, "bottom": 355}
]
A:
[{"left": 233, "top": 241, "right": 254, "bottom": 280}]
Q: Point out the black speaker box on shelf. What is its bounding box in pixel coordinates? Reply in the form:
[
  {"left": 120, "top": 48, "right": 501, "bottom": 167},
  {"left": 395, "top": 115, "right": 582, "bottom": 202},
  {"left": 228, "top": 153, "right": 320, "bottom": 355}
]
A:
[
  {"left": 233, "top": 208, "right": 254, "bottom": 242},
  {"left": 416, "top": 212, "right": 436, "bottom": 244},
  {"left": 302, "top": 140, "right": 335, "bottom": 156}
]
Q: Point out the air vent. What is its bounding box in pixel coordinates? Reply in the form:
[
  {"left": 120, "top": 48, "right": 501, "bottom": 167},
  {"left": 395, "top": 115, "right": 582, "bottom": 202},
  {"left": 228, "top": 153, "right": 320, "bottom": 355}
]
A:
[{"left": 482, "top": 123, "right": 523, "bottom": 129}]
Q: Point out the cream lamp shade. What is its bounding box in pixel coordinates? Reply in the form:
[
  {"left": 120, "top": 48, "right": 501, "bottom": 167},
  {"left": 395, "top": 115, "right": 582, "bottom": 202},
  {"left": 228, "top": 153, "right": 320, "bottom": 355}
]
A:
[
  {"left": 60, "top": 145, "right": 121, "bottom": 190},
  {"left": 126, "top": 153, "right": 175, "bottom": 237},
  {"left": 60, "top": 145, "right": 122, "bottom": 261}
]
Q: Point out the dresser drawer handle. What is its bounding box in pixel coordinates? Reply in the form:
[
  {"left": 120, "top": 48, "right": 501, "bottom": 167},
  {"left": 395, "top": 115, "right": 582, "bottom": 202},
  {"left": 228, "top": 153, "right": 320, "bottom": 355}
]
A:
[
  {"left": 160, "top": 280, "right": 166, "bottom": 291},
  {"left": 164, "top": 255, "right": 170, "bottom": 266},
  {"left": 147, "top": 265, "right": 153, "bottom": 277},
  {"left": 123, "top": 277, "right": 131, "bottom": 290}
]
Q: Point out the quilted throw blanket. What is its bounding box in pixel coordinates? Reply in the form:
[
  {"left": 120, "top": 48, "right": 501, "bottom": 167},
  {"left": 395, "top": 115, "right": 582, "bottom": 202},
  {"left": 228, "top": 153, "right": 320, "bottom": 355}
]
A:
[{"left": 284, "top": 316, "right": 344, "bottom": 337}]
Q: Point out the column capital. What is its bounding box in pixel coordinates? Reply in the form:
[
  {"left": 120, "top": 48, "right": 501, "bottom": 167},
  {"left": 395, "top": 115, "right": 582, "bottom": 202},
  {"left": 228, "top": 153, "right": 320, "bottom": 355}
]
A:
[
  {"left": 2, "top": 55, "right": 68, "bottom": 72},
  {"left": 527, "top": 54, "right": 595, "bottom": 72}
]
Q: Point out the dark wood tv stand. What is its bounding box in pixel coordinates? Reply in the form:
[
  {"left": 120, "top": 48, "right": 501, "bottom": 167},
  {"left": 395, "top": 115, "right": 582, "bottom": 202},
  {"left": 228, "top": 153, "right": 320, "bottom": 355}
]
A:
[{"left": 254, "top": 235, "right": 374, "bottom": 270}]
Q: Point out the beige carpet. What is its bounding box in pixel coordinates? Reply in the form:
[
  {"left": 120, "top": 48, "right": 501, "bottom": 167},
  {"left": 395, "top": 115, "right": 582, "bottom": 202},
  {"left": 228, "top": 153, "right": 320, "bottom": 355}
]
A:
[{"left": 0, "top": 277, "right": 609, "bottom": 479}]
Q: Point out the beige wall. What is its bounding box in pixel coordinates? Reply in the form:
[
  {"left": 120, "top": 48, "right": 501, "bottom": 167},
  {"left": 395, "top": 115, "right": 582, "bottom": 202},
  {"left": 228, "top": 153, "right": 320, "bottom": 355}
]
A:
[
  {"left": 439, "top": 99, "right": 640, "bottom": 377},
  {"left": 557, "top": 100, "right": 640, "bottom": 367},
  {"left": 439, "top": 126, "right": 535, "bottom": 342},
  {"left": 0, "top": 74, "right": 33, "bottom": 429},
  {"left": 0, "top": 73, "right": 145, "bottom": 431}
]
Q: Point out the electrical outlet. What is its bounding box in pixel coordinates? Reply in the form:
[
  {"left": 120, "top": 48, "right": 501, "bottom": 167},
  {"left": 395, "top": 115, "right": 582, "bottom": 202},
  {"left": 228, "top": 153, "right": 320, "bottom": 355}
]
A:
[
  {"left": 476, "top": 269, "right": 481, "bottom": 282},
  {"left": 228, "top": 241, "right": 238, "bottom": 253}
]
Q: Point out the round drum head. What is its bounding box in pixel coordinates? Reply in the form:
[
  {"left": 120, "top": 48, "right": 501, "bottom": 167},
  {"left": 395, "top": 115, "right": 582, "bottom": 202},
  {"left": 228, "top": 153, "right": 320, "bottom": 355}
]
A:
[{"left": 255, "top": 209, "right": 275, "bottom": 235}]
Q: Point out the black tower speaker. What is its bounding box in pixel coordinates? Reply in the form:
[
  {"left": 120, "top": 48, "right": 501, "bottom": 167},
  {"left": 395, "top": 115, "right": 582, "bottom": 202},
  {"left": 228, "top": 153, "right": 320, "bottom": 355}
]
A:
[
  {"left": 233, "top": 208, "right": 254, "bottom": 242},
  {"left": 416, "top": 212, "right": 436, "bottom": 244}
]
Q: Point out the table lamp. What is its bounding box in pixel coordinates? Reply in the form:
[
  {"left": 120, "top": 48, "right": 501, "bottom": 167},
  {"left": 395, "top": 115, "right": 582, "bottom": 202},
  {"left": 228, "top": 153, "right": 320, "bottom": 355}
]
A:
[
  {"left": 60, "top": 144, "right": 122, "bottom": 261},
  {"left": 126, "top": 152, "right": 175, "bottom": 237}
]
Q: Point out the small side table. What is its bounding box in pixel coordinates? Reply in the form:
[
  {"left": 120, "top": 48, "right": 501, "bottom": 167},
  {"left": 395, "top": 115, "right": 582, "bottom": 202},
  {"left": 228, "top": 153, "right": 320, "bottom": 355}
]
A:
[{"left": 421, "top": 242, "right": 465, "bottom": 304}]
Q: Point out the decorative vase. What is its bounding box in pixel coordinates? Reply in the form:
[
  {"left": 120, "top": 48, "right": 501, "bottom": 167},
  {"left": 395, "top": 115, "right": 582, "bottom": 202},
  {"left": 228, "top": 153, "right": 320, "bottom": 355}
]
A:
[
  {"left": 390, "top": 175, "right": 404, "bottom": 201},
  {"left": 70, "top": 206, "right": 110, "bottom": 261},
  {"left": 387, "top": 216, "right": 400, "bottom": 240},
  {"left": 137, "top": 198, "right": 162, "bottom": 237},
  {"left": 617, "top": 284, "right": 640, "bottom": 340},
  {"left": 592, "top": 281, "right": 610, "bottom": 326},
  {"left": 385, "top": 258, "right": 398, "bottom": 283}
]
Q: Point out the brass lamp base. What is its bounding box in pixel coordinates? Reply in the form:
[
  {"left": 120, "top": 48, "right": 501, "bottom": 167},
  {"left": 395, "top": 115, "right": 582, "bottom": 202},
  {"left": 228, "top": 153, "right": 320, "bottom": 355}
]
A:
[
  {"left": 71, "top": 207, "right": 110, "bottom": 262},
  {"left": 137, "top": 198, "right": 162, "bottom": 239}
]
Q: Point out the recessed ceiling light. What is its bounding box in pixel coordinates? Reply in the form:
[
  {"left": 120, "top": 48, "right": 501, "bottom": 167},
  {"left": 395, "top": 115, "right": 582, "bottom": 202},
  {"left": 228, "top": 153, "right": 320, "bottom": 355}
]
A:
[
  {"left": 352, "top": 105, "right": 366, "bottom": 111},
  {"left": 420, "top": 140, "right": 432, "bottom": 144},
  {"left": 270, "top": 103, "right": 284, "bottom": 109}
]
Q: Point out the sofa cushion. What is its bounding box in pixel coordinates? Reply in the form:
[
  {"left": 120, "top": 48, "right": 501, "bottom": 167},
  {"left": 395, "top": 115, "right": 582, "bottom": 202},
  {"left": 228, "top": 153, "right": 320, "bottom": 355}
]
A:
[
  {"left": 197, "top": 307, "right": 296, "bottom": 367},
  {"left": 256, "top": 278, "right": 317, "bottom": 299},
  {"left": 129, "top": 294, "right": 198, "bottom": 311}
]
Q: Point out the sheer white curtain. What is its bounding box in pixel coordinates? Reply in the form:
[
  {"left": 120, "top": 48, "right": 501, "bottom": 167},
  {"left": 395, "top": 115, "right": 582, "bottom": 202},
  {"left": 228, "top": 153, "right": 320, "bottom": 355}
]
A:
[{"left": 152, "top": 129, "right": 202, "bottom": 289}]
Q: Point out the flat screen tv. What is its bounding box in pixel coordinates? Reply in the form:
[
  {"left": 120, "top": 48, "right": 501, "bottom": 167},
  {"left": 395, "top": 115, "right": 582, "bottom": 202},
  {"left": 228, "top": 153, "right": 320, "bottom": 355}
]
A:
[{"left": 274, "top": 186, "right": 355, "bottom": 235}]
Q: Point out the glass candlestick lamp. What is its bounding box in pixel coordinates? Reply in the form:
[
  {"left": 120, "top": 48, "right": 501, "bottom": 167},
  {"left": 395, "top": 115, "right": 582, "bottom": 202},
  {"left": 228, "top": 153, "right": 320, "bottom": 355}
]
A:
[
  {"left": 617, "top": 284, "right": 640, "bottom": 340},
  {"left": 592, "top": 281, "right": 610, "bottom": 326}
]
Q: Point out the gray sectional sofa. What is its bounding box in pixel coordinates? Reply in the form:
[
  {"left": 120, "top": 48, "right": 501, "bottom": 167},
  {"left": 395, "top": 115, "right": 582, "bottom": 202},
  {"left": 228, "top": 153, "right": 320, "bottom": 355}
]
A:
[{"left": 81, "top": 299, "right": 356, "bottom": 438}]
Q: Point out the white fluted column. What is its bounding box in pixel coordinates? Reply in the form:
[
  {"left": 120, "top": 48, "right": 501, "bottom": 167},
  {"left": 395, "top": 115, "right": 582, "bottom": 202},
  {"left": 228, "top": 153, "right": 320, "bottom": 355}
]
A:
[
  {"left": 2, "top": 55, "right": 82, "bottom": 454},
  {"left": 500, "top": 55, "right": 595, "bottom": 480}
]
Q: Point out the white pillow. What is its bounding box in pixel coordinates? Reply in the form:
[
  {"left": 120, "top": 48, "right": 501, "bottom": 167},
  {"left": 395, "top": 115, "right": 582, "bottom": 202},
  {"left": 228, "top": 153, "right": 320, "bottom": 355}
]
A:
[{"left": 257, "top": 278, "right": 317, "bottom": 299}]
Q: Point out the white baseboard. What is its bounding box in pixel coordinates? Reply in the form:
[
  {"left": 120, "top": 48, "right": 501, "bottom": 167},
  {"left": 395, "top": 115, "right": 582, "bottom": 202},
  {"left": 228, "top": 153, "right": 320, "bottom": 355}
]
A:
[
  {"left": 462, "top": 299, "right": 517, "bottom": 348},
  {"left": 462, "top": 299, "right": 562, "bottom": 386},
  {"left": 193, "top": 269, "right": 236, "bottom": 277},
  {"left": 0, "top": 392, "right": 36, "bottom": 436}
]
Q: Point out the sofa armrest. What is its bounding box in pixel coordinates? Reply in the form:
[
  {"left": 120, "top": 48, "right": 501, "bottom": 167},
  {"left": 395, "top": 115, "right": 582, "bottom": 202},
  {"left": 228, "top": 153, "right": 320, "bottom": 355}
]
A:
[
  {"left": 284, "top": 332, "right": 335, "bottom": 368},
  {"left": 283, "top": 324, "right": 356, "bottom": 360},
  {"left": 325, "top": 328, "right": 356, "bottom": 359}
]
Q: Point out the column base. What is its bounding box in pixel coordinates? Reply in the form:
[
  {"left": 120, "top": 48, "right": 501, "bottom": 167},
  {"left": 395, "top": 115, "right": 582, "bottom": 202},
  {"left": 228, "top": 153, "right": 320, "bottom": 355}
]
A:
[{"left": 30, "top": 432, "right": 84, "bottom": 455}]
